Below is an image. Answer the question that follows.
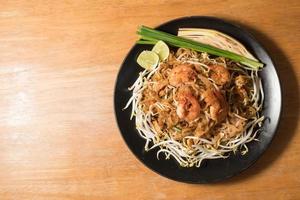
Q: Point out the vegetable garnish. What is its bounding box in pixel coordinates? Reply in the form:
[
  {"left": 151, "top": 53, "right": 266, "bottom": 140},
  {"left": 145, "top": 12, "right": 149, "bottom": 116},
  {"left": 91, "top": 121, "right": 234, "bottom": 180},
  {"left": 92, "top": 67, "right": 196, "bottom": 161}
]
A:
[
  {"left": 152, "top": 40, "right": 170, "bottom": 61},
  {"left": 178, "top": 28, "right": 257, "bottom": 60},
  {"left": 136, "top": 50, "right": 159, "bottom": 70},
  {"left": 136, "top": 25, "right": 264, "bottom": 69},
  {"left": 136, "top": 41, "right": 169, "bottom": 69}
]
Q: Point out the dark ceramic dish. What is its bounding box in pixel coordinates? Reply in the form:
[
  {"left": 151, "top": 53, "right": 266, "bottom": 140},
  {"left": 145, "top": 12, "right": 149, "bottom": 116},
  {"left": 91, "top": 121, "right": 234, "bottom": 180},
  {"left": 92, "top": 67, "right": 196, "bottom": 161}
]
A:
[{"left": 114, "top": 16, "right": 281, "bottom": 183}]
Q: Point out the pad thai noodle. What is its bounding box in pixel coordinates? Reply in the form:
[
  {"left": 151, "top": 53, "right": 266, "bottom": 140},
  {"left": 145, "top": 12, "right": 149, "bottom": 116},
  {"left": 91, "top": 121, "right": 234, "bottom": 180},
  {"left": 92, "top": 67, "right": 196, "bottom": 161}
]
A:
[{"left": 124, "top": 28, "right": 264, "bottom": 167}]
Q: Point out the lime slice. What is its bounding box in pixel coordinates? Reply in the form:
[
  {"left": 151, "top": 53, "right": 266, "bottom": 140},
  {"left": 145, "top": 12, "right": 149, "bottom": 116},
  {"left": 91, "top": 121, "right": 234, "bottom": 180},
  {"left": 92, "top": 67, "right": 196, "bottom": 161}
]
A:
[
  {"left": 152, "top": 40, "right": 169, "bottom": 61},
  {"left": 136, "top": 50, "right": 159, "bottom": 69}
]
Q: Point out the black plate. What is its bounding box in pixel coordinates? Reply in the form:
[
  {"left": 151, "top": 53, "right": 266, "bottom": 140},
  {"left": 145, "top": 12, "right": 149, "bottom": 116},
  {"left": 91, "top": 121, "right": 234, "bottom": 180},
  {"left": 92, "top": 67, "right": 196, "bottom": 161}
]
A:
[{"left": 114, "top": 16, "right": 282, "bottom": 183}]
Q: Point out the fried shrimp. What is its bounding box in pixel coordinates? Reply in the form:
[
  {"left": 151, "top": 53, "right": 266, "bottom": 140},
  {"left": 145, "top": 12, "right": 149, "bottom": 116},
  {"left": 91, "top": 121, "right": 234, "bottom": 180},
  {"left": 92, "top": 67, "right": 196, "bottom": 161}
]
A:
[
  {"left": 209, "top": 65, "right": 230, "bottom": 86},
  {"left": 169, "top": 64, "right": 196, "bottom": 86},
  {"left": 176, "top": 86, "right": 201, "bottom": 122},
  {"left": 202, "top": 89, "right": 228, "bottom": 122}
]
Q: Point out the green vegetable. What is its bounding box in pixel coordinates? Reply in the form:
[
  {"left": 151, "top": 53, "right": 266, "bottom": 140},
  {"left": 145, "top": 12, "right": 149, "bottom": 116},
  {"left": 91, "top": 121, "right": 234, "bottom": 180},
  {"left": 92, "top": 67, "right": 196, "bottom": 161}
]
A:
[{"left": 136, "top": 25, "right": 264, "bottom": 69}]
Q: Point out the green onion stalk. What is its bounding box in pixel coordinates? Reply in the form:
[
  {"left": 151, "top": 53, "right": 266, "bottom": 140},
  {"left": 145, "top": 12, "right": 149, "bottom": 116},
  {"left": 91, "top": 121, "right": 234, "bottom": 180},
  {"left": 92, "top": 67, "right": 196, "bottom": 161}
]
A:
[{"left": 136, "top": 25, "right": 264, "bottom": 69}]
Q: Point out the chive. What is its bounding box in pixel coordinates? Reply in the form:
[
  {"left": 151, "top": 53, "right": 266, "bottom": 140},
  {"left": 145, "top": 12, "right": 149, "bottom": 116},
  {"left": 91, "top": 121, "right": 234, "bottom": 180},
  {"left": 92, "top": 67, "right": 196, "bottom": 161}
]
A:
[
  {"left": 137, "top": 25, "right": 264, "bottom": 69},
  {"left": 173, "top": 126, "right": 182, "bottom": 132},
  {"left": 136, "top": 40, "right": 157, "bottom": 45}
]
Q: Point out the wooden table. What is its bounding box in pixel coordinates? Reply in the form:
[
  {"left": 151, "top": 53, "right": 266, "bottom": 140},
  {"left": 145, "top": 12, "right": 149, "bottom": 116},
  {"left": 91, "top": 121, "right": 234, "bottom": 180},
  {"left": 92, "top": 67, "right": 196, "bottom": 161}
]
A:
[{"left": 0, "top": 1, "right": 299, "bottom": 199}]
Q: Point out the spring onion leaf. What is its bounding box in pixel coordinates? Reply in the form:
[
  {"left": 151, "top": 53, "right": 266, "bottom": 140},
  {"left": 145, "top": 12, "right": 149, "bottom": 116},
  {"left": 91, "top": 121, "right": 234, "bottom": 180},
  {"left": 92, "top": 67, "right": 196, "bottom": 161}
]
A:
[{"left": 137, "top": 25, "right": 264, "bottom": 69}]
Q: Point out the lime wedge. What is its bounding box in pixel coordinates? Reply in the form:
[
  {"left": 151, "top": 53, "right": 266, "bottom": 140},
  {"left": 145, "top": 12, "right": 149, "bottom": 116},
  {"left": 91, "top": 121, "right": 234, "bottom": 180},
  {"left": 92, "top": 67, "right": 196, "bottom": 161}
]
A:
[
  {"left": 136, "top": 50, "right": 159, "bottom": 69},
  {"left": 152, "top": 40, "right": 169, "bottom": 61}
]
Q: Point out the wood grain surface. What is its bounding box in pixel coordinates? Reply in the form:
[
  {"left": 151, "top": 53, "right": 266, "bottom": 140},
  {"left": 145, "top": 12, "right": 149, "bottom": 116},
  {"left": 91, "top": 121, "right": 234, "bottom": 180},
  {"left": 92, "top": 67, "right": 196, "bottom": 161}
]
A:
[{"left": 0, "top": 0, "right": 299, "bottom": 199}]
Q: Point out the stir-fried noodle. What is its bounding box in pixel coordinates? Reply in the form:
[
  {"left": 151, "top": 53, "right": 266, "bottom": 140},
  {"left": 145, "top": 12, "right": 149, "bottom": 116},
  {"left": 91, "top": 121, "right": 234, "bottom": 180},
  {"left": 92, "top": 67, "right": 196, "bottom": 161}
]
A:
[{"left": 124, "top": 48, "right": 264, "bottom": 167}]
